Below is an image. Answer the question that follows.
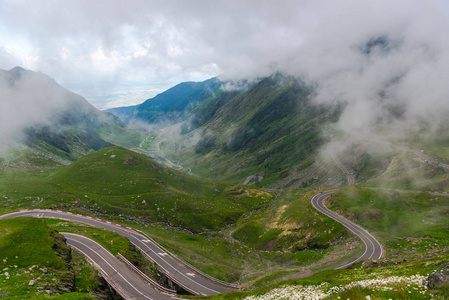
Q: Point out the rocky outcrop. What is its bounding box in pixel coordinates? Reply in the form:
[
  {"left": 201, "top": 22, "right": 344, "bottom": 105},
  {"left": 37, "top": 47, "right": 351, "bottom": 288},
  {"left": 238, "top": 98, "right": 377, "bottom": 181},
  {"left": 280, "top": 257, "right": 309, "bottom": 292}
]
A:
[
  {"left": 427, "top": 263, "right": 449, "bottom": 289},
  {"left": 361, "top": 259, "right": 401, "bottom": 269}
]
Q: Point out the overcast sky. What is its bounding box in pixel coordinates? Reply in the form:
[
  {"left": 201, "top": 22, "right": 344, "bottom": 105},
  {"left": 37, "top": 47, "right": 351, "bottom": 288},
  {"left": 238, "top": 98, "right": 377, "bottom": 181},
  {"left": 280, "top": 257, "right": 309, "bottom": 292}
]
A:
[{"left": 1, "top": 0, "right": 449, "bottom": 115}]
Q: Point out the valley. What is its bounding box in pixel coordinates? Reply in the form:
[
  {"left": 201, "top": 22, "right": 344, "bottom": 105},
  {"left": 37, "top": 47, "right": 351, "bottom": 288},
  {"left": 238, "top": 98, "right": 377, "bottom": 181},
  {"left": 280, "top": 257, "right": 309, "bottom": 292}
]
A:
[{"left": 1, "top": 68, "right": 449, "bottom": 299}]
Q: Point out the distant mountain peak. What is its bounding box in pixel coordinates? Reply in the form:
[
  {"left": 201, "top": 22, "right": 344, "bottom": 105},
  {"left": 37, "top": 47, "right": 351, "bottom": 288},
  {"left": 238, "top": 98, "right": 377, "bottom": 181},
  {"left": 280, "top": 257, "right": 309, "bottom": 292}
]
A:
[
  {"left": 361, "top": 36, "right": 394, "bottom": 55},
  {"left": 107, "top": 77, "right": 222, "bottom": 125},
  {"left": 7, "top": 66, "right": 28, "bottom": 80},
  {"left": 9, "top": 66, "right": 27, "bottom": 72}
]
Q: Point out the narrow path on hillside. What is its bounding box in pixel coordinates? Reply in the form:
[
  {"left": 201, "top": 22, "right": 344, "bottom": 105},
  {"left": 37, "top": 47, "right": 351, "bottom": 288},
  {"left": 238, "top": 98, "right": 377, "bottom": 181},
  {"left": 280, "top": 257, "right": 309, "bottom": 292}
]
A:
[
  {"left": 149, "top": 130, "right": 186, "bottom": 171},
  {"left": 328, "top": 145, "right": 355, "bottom": 186},
  {"left": 396, "top": 144, "right": 449, "bottom": 171},
  {"left": 140, "top": 132, "right": 153, "bottom": 149},
  {"left": 375, "top": 140, "right": 449, "bottom": 172},
  {"left": 132, "top": 130, "right": 188, "bottom": 173},
  {"left": 243, "top": 175, "right": 263, "bottom": 185},
  {"left": 365, "top": 187, "right": 449, "bottom": 196}
]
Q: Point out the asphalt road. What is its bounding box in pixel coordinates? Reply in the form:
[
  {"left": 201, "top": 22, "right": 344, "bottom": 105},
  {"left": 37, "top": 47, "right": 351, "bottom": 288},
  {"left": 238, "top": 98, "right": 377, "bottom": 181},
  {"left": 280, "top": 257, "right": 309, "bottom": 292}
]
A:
[
  {"left": 0, "top": 210, "right": 235, "bottom": 296},
  {"left": 394, "top": 144, "right": 449, "bottom": 171},
  {"left": 310, "top": 190, "right": 383, "bottom": 269},
  {"left": 63, "top": 232, "right": 176, "bottom": 300},
  {"left": 328, "top": 147, "right": 355, "bottom": 186},
  {"left": 372, "top": 140, "right": 449, "bottom": 171},
  {"left": 243, "top": 175, "right": 264, "bottom": 185}
]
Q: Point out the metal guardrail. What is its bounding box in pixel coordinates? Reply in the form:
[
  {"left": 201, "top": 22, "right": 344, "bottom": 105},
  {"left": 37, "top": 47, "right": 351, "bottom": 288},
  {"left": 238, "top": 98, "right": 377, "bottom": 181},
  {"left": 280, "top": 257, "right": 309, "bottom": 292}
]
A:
[
  {"left": 100, "top": 271, "right": 131, "bottom": 300},
  {"left": 6, "top": 209, "right": 238, "bottom": 293},
  {"left": 117, "top": 253, "right": 177, "bottom": 295},
  {"left": 137, "top": 229, "right": 240, "bottom": 290},
  {"left": 138, "top": 250, "right": 200, "bottom": 295}
]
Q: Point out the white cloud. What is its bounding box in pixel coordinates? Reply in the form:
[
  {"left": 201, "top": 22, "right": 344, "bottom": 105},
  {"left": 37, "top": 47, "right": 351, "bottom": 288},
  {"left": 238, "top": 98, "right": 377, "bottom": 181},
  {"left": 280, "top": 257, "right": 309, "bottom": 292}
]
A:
[{"left": 0, "top": 0, "right": 447, "bottom": 135}]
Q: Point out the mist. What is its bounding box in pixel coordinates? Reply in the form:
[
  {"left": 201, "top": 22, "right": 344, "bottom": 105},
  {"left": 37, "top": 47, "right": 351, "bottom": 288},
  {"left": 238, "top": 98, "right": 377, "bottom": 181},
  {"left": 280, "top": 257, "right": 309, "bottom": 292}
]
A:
[
  {"left": 1, "top": 1, "right": 448, "bottom": 139},
  {"left": 0, "top": 68, "right": 67, "bottom": 143},
  {"left": 0, "top": 67, "right": 109, "bottom": 152}
]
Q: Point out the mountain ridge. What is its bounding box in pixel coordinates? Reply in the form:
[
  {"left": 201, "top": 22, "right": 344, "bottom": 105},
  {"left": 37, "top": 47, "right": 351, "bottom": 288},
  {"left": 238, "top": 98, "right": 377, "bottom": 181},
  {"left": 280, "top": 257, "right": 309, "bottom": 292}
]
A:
[
  {"left": 0, "top": 67, "right": 125, "bottom": 166},
  {"left": 159, "top": 74, "right": 343, "bottom": 187},
  {"left": 107, "top": 77, "right": 222, "bottom": 126}
]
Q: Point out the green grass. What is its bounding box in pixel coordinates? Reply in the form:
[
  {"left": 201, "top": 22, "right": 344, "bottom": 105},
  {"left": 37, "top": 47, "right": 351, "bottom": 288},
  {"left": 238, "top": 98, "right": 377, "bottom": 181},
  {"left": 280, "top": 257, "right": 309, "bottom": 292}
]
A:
[
  {"left": 45, "top": 219, "right": 135, "bottom": 257},
  {"left": 51, "top": 146, "right": 272, "bottom": 232},
  {"left": 160, "top": 76, "right": 341, "bottom": 185},
  {"left": 231, "top": 189, "right": 347, "bottom": 253},
  {"left": 141, "top": 224, "right": 249, "bottom": 283},
  {"left": 44, "top": 219, "right": 164, "bottom": 286},
  {"left": 0, "top": 146, "right": 273, "bottom": 233},
  {"left": 398, "top": 131, "right": 449, "bottom": 165},
  {"left": 16, "top": 188, "right": 361, "bottom": 288},
  {"left": 159, "top": 188, "right": 361, "bottom": 287},
  {"left": 330, "top": 187, "right": 449, "bottom": 260},
  {"left": 99, "top": 125, "right": 147, "bottom": 149},
  {"left": 140, "top": 132, "right": 159, "bottom": 151},
  {"left": 209, "top": 253, "right": 449, "bottom": 299},
  {"left": 7, "top": 140, "right": 449, "bottom": 294},
  {"left": 0, "top": 217, "right": 98, "bottom": 299},
  {"left": 2, "top": 148, "right": 64, "bottom": 168},
  {"left": 361, "top": 151, "right": 449, "bottom": 191}
]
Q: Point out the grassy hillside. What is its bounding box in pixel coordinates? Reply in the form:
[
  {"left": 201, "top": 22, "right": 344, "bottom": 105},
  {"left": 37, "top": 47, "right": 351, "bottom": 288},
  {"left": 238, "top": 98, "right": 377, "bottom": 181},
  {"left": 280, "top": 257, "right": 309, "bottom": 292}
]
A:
[
  {"left": 44, "top": 218, "right": 167, "bottom": 290},
  {"left": 160, "top": 74, "right": 342, "bottom": 186},
  {"left": 0, "top": 217, "right": 100, "bottom": 299},
  {"left": 204, "top": 186, "right": 449, "bottom": 299},
  {"left": 329, "top": 187, "right": 449, "bottom": 261},
  {"left": 0, "top": 161, "right": 359, "bottom": 287},
  {"left": 107, "top": 77, "right": 222, "bottom": 125},
  {"left": 231, "top": 189, "right": 346, "bottom": 252},
  {"left": 0, "top": 146, "right": 272, "bottom": 233},
  {"left": 51, "top": 146, "right": 272, "bottom": 232},
  {"left": 129, "top": 189, "right": 362, "bottom": 286},
  {"left": 0, "top": 67, "right": 146, "bottom": 168},
  {"left": 209, "top": 253, "right": 449, "bottom": 299},
  {"left": 0, "top": 215, "right": 208, "bottom": 298}
]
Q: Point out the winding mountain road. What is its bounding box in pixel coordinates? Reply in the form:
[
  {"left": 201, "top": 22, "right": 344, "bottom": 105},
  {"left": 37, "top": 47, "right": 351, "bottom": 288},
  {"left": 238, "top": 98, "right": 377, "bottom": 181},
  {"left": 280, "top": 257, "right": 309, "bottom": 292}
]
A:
[
  {"left": 393, "top": 144, "right": 449, "bottom": 171},
  {"left": 63, "top": 232, "right": 176, "bottom": 300},
  {"left": 328, "top": 146, "right": 355, "bottom": 185},
  {"left": 243, "top": 175, "right": 264, "bottom": 185},
  {"left": 8, "top": 140, "right": 443, "bottom": 296},
  {"left": 317, "top": 141, "right": 449, "bottom": 268},
  {"left": 0, "top": 209, "right": 236, "bottom": 298},
  {"left": 314, "top": 146, "right": 383, "bottom": 268},
  {"left": 310, "top": 190, "right": 383, "bottom": 268}
]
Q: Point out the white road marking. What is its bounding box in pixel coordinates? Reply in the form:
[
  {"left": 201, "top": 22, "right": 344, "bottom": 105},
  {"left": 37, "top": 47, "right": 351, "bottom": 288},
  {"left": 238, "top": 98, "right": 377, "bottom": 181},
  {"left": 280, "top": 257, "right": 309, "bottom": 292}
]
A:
[
  {"left": 310, "top": 191, "right": 383, "bottom": 269},
  {"left": 3, "top": 210, "right": 226, "bottom": 295},
  {"left": 64, "top": 233, "right": 154, "bottom": 300}
]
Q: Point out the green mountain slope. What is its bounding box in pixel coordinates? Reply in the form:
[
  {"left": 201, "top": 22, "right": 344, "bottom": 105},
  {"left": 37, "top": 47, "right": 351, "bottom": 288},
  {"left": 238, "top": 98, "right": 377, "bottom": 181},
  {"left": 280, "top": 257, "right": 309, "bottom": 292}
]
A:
[
  {"left": 163, "top": 74, "right": 342, "bottom": 186},
  {"left": 107, "top": 77, "right": 222, "bottom": 125},
  {"left": 50, "top": 146, "right": 272, "bottom": 232},
  {"left": 0, "top": 67, "right": 139, "bottom": 167},
  {"left": 0, "top": 217, "right": 101, "bottom": 299}
]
